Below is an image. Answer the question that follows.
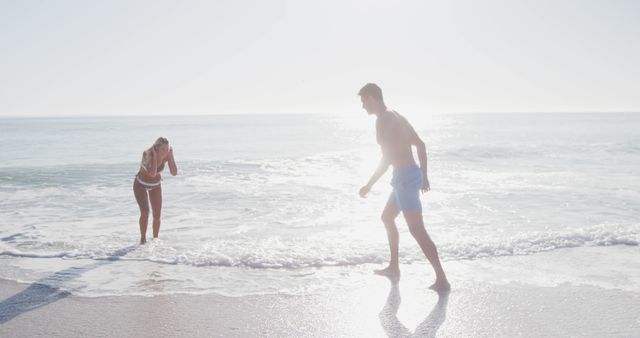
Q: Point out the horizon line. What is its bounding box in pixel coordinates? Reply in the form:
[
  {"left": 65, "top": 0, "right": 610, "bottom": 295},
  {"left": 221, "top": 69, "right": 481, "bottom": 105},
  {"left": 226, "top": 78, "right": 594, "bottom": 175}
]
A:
[{"left": 2, "top": 111, "right": 640, "bottom": 120}]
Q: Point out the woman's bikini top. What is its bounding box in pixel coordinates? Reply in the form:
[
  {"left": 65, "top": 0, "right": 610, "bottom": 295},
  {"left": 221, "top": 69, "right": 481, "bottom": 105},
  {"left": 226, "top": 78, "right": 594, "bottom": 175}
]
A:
[{"left": 140, "top": 151, "right": 165, "bottom": 173}]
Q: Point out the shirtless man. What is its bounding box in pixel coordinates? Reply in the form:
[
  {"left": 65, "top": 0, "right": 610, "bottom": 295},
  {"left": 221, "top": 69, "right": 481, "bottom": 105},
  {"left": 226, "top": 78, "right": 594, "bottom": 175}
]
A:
[{"left": 358, "top": 83, "right": 449, "bottom": 291}]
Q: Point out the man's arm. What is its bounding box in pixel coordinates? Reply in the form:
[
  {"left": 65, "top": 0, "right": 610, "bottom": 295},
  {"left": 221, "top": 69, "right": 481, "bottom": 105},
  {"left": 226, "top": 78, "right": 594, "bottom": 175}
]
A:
[
  {"left": 360, "top": 116, "right": 393, "bottom": 197},
  {"left": 407, "top": 122, "right": 430, "bottom": 192},
  {"left": 359, "top": 156, "right": 390, "bottom": 197}
]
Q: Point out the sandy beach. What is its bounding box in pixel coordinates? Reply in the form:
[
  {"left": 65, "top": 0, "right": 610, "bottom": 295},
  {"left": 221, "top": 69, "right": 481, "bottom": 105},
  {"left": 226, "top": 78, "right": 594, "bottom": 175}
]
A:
[
  {"left": 3, "top": 1, "right": 640, "bottom": 336},
  {"left": 2, "top": 245, "right": 638, "bottom": 337}
]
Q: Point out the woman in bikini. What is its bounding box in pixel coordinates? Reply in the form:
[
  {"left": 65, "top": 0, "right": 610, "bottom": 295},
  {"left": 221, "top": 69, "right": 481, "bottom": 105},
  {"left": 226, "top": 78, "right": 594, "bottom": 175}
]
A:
[{"left": 133, "top": 137, "right": 178, "bottom": 244}]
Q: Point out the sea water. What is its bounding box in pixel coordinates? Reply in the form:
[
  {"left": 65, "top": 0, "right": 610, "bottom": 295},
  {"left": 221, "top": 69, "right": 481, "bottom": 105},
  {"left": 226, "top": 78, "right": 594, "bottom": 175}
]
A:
[{"left": 0, "top": 113, "right": 638, "bottom": 297}]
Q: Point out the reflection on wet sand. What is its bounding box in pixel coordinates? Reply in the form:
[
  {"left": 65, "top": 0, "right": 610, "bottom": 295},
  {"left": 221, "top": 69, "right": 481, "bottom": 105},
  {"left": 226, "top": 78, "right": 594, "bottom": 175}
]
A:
[{"left": 379, "top": 278, "right": 449, "bottom": 337}]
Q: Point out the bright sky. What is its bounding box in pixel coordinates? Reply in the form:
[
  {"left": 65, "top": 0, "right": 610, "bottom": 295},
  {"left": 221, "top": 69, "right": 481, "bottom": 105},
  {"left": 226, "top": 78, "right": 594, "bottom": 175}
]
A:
[{"left": 1, "top": 0, "right": 639, "bottom": 117}]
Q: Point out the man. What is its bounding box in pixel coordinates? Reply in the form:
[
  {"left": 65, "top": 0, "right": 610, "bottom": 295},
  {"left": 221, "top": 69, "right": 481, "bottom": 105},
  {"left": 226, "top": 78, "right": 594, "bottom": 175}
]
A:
[{"left": 358, "top": 83, "right": 449, "bottom": 291}]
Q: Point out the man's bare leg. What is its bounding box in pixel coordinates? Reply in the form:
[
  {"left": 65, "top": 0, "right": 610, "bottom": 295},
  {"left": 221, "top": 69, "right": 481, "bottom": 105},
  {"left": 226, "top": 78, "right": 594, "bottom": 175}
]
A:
[
  {"left": 403, "top": 210, "right": 450, "bottom": 290},
  {"left": 375, "top": 200, "right": 401, "bottom": 276}
]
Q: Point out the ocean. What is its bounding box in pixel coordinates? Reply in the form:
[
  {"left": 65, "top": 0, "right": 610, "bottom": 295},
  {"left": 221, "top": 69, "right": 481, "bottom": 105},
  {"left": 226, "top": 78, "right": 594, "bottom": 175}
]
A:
[{"left": 0, "top": 113, "right": 638, "bottom": 297}]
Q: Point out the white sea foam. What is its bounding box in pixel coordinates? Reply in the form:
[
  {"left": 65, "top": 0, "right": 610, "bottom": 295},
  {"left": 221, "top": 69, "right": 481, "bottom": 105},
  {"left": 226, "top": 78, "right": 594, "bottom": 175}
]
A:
[{"left": 1, "top": 224, "right": 636, "bottom": 269}]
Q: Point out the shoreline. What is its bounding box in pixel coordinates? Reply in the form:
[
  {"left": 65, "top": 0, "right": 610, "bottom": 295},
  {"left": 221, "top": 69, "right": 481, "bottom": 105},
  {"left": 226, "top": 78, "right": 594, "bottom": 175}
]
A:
[
  {"left": 1, "top": 245, "right": 639, "bottom": 337},
  {"left": 1, "top": 244, "right": 638, "bottom": 298}
]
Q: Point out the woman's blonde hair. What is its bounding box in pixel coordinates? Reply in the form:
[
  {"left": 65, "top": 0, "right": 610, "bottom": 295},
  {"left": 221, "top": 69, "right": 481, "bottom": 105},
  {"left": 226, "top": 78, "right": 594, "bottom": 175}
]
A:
[
  {"left": 142, "top": 137, "right": 169, "bottom": 170},
  {"left": 151, "top": 137, "right": 169, "bottom": 149}
]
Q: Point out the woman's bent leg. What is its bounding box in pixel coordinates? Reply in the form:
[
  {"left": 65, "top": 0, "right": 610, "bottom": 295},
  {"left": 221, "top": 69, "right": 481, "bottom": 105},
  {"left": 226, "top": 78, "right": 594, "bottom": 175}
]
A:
[{"left": 133, "top": 181, "right": 150, "bottom": 244}]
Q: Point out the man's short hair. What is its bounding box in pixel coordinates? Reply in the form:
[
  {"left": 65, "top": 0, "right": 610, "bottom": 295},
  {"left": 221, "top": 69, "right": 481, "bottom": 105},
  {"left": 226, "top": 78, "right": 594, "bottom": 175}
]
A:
[{"left": 358, "top": 83, "right": 384, "bottom": 101}]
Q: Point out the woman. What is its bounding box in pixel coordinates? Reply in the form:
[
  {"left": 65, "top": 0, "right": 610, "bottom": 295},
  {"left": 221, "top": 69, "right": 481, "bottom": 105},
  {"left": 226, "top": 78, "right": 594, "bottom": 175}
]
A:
[{"left": 133, "top": 137, "right": 178, "bottom": 244}]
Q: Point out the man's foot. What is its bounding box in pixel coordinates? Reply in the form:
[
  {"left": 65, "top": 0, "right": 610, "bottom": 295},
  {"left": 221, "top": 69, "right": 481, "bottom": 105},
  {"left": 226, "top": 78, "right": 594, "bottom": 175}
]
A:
[
  {"left": 374, "top": 266, "right": 400, "bottom": 277},
  {"left": 140, "top": 238, "right": 146, "bottom": 245},
  {"left": 429, "top": 279, "right": 451, "bottom": 292}
]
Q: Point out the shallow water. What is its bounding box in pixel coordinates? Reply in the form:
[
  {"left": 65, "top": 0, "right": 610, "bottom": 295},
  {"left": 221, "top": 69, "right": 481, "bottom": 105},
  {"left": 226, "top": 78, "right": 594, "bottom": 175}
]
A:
[{"left": 1, "top": 113, "right": 638, "bottom": 296}]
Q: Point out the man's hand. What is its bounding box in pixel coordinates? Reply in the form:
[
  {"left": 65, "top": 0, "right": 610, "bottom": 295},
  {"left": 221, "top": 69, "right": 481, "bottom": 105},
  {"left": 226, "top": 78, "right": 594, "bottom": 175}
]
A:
[
  {"left": 359, "top": 184, "right": 372, "bottom": 198},
  {"left": 168, "top": 146, "right": 174, "bottom": 158},
  {"left": 421, "top": 177, "right": 431, "bottom": 193}
]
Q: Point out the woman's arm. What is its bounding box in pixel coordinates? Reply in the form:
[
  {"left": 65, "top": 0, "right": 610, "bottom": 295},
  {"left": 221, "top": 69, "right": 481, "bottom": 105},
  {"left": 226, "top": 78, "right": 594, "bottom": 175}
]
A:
[
  {"left": 148, "top": 148, "right": 159, "bottom": 177},
  {"left": 167, "top": 147, "right": 178, "bottom": 176}
]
